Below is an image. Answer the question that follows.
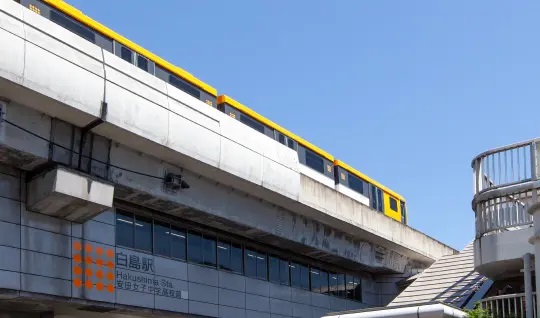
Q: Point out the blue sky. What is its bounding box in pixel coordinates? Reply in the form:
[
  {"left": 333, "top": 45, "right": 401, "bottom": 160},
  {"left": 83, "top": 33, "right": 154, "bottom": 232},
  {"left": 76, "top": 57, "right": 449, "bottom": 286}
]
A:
[{"left": 67, "top": 0, "right": 540, "bottom": 251}]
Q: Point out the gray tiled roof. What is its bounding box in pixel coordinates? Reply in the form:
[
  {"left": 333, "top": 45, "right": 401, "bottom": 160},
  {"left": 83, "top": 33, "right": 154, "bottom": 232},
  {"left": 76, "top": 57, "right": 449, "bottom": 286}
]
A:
[{"left": 389, "top": 242, "right": 486, "bottom": 308}]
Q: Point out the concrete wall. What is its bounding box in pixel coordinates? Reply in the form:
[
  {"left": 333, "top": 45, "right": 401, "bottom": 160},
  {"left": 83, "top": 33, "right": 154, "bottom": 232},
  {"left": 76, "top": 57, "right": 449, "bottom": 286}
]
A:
[
  {"left": 474, "top": 227, "right": 533, "bottom": 280},
  {"left": 0, "top": 164, "right": 380, "bottom": 317},
  {"left": 0, "top": 99, "right": 429, "bottom": 274},
  {"left": 0, "top": 0, "right": 455, "bottom": 269}
]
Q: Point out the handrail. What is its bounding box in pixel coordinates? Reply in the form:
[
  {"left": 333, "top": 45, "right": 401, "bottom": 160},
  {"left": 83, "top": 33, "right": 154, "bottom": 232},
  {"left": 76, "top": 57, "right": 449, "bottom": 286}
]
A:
[
  {"left": 471, "top": 138, "right": 540, "bottom": 168},
  {"left": 472, "top": 139, "right": 540, "bottom": 236},
  {"left": 478, "top": 292, "right": 536, "bottom": 318}
]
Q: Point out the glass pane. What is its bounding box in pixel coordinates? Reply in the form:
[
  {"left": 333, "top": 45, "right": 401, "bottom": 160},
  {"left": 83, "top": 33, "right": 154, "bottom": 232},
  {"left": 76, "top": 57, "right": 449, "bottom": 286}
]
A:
[
  {"left": 290, "top": 262, "right": 301, "bottom": 288},
  {"left": 305, "top": 150, "right": 324, "bottom": 172},
  {"left": 278, "top": 134, "right": 285, "bottom": 145},
  {"left": 377, "top": 189, "right": 383, "bottom": 212},
  {"left": 137, "top": 54, "right": 148, "bottom": 72},
  {"left": 187, "top": 231, "right": 203, "bottom": 264},
  {"left": 300, "top": 265, "right": 310, "bottom": 290},
  {"left": 329, "top": 273, "right": 338, "bottom": 296},
  {"left": 153, "top": 221, "right": 170, "bottom": 257},
  {"left": 269, "top": 256, "right": 280, "bottom": 283},
  {"left": 390, "top": 197, "right": 397, "bottom": 211},
  {"left": 256, "top": 252, "right": 267, "bottom": 280},
  {"left": 354, "top": 277, "right": 362, "bottom": 302},
  {"left": 203, "top": 236, "right": 216, "bottom": 267},
  {"left": 337, "top": 274, "right": 346, "bottom": 298},
  {"left": 310, "top": 268, "right": 320, "bottom": 292},
  {"left": 116, "top": 212, "right": 133, "bottom": 247},
  {"left": 170, "top": 226, "right": 186, "bottom": 260},
  {"left": 120, "top": 46, "right": 133, "bottom": 63},
  {"left": 218, "top": 240, "right": 231, "bottom": 271},
  {"left": 349, "top": 174, "right": 364, "bottom": 194},
  {"left": 134, "top": 215, "right": 152, "bottom": 252},
  {"left": 116, "top": 211, "right": 134, "bottom": 248},
  {"left": 240, "top": 115, "right": 265, "bottom": 133},
  {"left": 279, "top": 259, "right": 289, "bottom": 285},
  {"left": 346, "top": 275, "right": 355, "bottom": 299},
  {"left": 50, "top": 10, "right": 96, "bottom": 43},
  {"left": 320, "top": 271, "right": 329, "bottom": 294},
  {"left": 169, "top": 74, "right": 200, "bottom": 99},
  {"left": 287, "top": 138, "right": 295, "bottom": 150},
  {"left": 244, "top": 249, "right": 257, "bottom": 278},
  {"left": 230, "top": 243, "right": 243, "bottom": 274}
]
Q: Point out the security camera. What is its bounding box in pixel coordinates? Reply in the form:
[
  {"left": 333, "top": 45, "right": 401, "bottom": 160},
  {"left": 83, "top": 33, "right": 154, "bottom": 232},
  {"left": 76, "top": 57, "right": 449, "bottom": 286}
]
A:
[{"left": 164, "top": 173, "right": 190, "bottom": 190}]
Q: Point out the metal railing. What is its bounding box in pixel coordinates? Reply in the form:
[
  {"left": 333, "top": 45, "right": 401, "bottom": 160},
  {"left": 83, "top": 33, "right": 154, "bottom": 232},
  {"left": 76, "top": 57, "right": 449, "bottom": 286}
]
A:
[
  {"left": 478, "top": 292, "right": 537, "bottom": 318},
  {"left": 472, "top": 139, "right": 540, "bottom": 236}
]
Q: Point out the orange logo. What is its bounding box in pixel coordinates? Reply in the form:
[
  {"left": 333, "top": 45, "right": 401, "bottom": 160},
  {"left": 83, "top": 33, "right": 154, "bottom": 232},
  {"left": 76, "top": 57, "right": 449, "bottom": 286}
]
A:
[{"left": 73, "top": 241, "right": 114, "bottom": 293}]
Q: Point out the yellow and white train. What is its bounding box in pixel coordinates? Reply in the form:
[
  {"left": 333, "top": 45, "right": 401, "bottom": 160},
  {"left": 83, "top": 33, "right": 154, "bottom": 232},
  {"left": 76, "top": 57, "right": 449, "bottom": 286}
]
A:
[{"left": 17, "top": 0, "right": 408, "bottom": 224}]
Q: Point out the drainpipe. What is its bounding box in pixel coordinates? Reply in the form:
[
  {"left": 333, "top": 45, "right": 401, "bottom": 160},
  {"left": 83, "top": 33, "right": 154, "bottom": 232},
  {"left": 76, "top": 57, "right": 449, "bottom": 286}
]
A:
[
  {"left": 528, "top": 202, "right": 540, "bottom": 317},
  {"left": 524, "top": 253, "right": 533, "bottom": 318}
]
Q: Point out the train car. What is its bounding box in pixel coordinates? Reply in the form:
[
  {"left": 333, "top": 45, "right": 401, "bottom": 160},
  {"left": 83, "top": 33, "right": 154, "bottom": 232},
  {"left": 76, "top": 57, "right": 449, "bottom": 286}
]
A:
[
  {"left": 19, "top": 0, "right": 218, "bottom": 108},
  {"left": 218, "top": 96, "right": 408, "bottom": 224},
  {"left": 334, "top": 161, "right": 407, "bottom": 223},
  {"left": 15, "top": 0, "right": 408, "bottom": 224},
  {"left": 217, "top": 95, "right": 335, "bottom": 189}
]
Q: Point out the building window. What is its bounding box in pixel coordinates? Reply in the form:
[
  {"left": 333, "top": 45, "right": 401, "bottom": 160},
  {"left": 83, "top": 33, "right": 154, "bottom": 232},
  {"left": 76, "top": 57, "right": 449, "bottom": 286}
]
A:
[
  {"left": 115, "top": 211, "right": 152, "bottom": 253},
  {"left": 218, "top": 240, "right": 242, "bottom": 273},
  {"left": 170, "top": 225, "right": 187, "bottom": 260},
  {"left": 310, "top": 268, "right": 320, "bottom": 292},
  {"left": 114, "top": 211, "right": 365, "bottom": 303},
  {"left": 153, "top": 221, "right": 187, "bottom": 260},
  {"left": 187, "top": 232, "right": 216, "bottom": 267},
  {"left": 134, "top": 215, "right": 152, "bottom": 252},
  {"left": 116, "top": 211, "right": 134, "bottom": 248},
  {"left": 346, "top": 276, "right": 362, "bottom": 302},
  {"left": 203, "top": 235, "right": 217, "bottom": 267},
  {"left": 187, "top": 231, "right": 203, "bottom": 264},
  {"left": 154, "top": 220, "right": 171, "bottom": 257},
  {"left": 329, "top": 273, "right": 347, "bottom": 298},
  {"left": 269, "top": 256, "right": 290, "bottom": 285},
  {"left": 291, "top": 262, "right": 310, "bottom": 290},
  {"left": 245, "top": 249, "right": 267, "bottom": 280},
  {"left": 320, "top": 270, "right": 329, "bottom": 294}
]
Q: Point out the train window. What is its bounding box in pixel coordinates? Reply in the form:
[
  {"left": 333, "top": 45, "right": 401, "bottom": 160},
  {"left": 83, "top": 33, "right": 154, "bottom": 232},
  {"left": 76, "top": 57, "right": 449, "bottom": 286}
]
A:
[
  {"left": 169, "top": 74, "right": 201, "bottom": 99},
  {"left": 120, "top": 45, "right": 133, "bottom": 64},
  {"left": 389, "top": 197, "right": 398, "bottom": 212},
  {"left": 305, "top": 150, "right": 324, "bottom": 173},
  {"left": 50, "top": 10, "right": 96, "bottom": 43},
  {"left": 278, "top": 133, "right": 285, "bottom": 144},
  {"left": 137, "top": 54, "right": 148, "bottom": 72},
  {"left": 349, "top": 173, "right": 364, "bottom": 194},
  {"left": 240, "top": 114, "right": 265, "bottom": 134},
  {"left": 276, "top": 132, "right": 297, "bottom": 150},
  {"left": 287, "top": 139, "right": 295, "bottom": 149},
  {"left": 401, "top": 201, "right": 407, "bottom": 224},
  {"left": 370, "top": 185, "right": 383, "bottom": 212},
  {"left": 377, "top": 189, "right": 383, "bottom": 212}
]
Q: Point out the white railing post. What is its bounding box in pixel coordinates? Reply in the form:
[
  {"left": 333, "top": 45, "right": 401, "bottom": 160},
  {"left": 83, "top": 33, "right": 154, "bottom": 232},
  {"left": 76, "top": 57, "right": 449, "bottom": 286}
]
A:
[{"left": 524, "top": 253, "right": 534, "bottom": 318}]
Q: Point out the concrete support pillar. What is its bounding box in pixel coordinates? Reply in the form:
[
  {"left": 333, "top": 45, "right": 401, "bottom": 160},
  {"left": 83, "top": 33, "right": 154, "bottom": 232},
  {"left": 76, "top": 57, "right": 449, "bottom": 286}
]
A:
[
  {"left": 528, "top": 202, "right": 540, "bottom": 317},
  {"left": 524, "top": 253, "right": 533, "bottom": 318}
]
